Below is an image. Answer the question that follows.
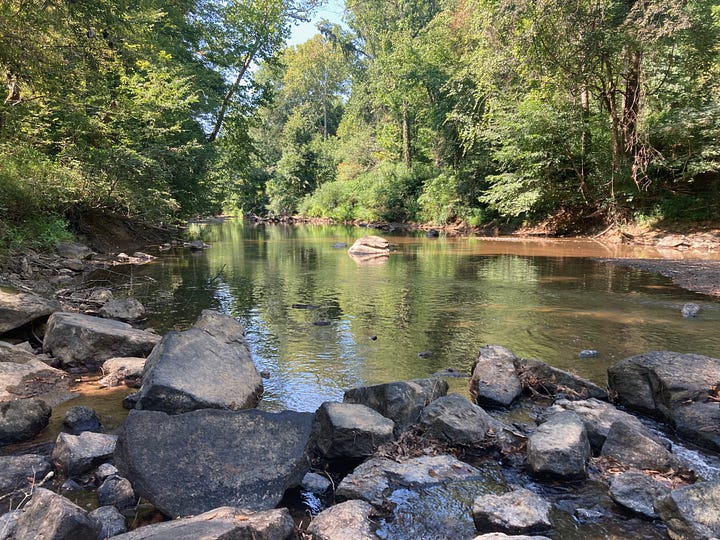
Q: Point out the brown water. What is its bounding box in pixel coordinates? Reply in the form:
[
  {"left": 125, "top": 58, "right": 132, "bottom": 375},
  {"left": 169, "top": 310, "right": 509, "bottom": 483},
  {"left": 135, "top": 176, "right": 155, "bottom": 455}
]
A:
[{"left": 104, "top": 220, "right": 720, "bottom": 412}]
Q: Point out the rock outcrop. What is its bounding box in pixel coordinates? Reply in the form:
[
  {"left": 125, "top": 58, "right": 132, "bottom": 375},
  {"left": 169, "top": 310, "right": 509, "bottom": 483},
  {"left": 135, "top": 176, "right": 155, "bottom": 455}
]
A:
[{"left": 115, "top": 408, "right": 314, "bottom": 517}]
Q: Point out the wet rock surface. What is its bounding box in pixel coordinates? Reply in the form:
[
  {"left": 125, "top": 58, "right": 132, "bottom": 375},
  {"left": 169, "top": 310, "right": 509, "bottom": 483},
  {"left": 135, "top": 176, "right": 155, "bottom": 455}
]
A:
[
  {"left": 472, "top": 488, "right": 552, "bottom": 535},
  {"left": 307, "top": 499, "right": 377, "bottom": 540},
  {"left": 609, "top": 470, "right": 671, "bottom": 518}
]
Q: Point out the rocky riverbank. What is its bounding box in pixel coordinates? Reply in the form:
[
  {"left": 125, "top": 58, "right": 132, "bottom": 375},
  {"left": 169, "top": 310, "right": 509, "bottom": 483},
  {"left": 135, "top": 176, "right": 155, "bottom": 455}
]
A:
[{"left": 1, "top": 288, "right": 719, "bottom": 538}]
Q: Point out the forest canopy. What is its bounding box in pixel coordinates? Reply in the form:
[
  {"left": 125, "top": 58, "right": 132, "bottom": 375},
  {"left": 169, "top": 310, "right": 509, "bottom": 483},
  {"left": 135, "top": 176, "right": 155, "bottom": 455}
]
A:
[{"left": 1, "top": 0, "right": 719, "bottom": 249}]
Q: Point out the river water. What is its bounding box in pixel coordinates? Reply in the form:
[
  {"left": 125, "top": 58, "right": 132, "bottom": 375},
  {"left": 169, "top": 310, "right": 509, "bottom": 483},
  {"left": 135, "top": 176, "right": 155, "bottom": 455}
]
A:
[{"left": 101, "top": 220, "right": 720, "bottom": 413}]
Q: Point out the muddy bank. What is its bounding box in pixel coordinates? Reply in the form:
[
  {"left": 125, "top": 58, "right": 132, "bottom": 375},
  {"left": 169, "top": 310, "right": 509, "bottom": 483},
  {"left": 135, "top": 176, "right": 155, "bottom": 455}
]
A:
[{"left": 599, "top": 259, "right": 720, "bottom": 297}]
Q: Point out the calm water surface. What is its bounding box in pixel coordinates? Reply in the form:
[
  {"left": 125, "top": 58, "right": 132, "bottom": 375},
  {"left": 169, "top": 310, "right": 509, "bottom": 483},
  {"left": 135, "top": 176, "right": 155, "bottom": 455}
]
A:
[{"left": 106, "top": 220, "right": 720, "bottom": 413}]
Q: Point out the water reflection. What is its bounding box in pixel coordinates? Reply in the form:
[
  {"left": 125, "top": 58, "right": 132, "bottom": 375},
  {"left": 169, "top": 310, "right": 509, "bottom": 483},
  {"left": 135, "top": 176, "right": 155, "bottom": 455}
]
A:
[{"left": 110, "top": 221, "right": 720, "bottom": 412}]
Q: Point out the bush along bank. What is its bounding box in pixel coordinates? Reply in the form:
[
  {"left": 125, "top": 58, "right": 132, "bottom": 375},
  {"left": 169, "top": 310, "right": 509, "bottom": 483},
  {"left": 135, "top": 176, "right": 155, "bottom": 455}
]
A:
[{"left": 0, "top": 300, "right": 719, "bottom": 538}]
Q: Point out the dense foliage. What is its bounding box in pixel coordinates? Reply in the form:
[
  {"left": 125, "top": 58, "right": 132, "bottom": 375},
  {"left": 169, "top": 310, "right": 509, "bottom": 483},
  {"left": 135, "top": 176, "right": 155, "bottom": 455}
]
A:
[{"left": 1, "top": 0, "right": 719, "bottom": 251}]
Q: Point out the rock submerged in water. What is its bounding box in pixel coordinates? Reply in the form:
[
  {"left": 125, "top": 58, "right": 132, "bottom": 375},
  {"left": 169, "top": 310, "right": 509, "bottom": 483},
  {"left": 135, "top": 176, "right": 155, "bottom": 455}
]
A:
[{"left": 681, "top": 302, "right": 700, "bottom": 318}]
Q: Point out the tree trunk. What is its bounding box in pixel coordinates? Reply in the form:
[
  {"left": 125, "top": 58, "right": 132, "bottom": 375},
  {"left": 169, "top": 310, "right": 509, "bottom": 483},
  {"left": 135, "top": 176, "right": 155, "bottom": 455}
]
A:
[
  {"left": 207, "top": 49, "right": 256, "bottom": 143},
  {"left": 401, "top": 100, "right": 411, "bottom": 167}
]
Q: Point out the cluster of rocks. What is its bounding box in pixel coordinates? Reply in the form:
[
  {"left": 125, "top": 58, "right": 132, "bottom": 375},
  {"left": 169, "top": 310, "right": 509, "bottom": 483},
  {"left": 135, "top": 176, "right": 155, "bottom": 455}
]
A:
[{"left": 1, "top": 281, "right": 720, "bottom": 538}]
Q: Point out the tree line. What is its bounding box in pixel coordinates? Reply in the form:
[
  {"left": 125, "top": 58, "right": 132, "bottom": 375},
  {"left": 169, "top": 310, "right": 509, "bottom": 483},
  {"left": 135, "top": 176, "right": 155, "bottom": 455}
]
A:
[{"left": 1, "top": 0, "right": 719, "bottom": 250}]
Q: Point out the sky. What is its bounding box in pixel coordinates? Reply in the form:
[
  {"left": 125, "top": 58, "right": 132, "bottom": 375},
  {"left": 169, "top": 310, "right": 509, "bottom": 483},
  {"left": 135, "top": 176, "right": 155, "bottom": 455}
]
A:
[{"left": 287, "top": 0, "right": 347, "bottom": 46}]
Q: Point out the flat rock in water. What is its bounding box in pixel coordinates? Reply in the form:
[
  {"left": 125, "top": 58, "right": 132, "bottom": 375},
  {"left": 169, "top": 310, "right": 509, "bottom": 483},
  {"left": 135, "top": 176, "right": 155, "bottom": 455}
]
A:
[
  {"left": 134, "top": 310, "right": 262, "bottom": 414},
  {"left": 313, "top": 401, "right": 395, "bottom": 459},
  {"left": 43, "top": 312, "right": 160, "bottom": 369},
  {"left": 336, "top": 454, "right": 481, "bottom": 507},
  {"left": 115, "top": 408, "right": 314, "bottom": 517},
  {"left": 516, "top": 357, "right": 608, "bottom": 400},
  {"left": 110, "top": 507, "right": 294, "bottom": 540},
  {"left": 0, "top": 398, "right": 51, "bottom": 445},
  {"left": 12, "top": 487, "right": 100, "bottom": 540},
  {"left": 307, "top": 500, "right": 377, "bottom": 540},
  {"left": 472, "top": 488, "right": 552, "bottom": 535},
  {"left": 654, "top": 480, "right": 720, "bottom": 540},
  {"left": 526, "top": 411, "right": 591, "bottom": 480},
  {"left": 608, "top": 351, "right": 720, "bottom": 451},
  {"left": 417, "top": 393, "right": 492, "bottom": 445},
  {"left": 472, "top": 534, "right": 551, "bottom": 540},
  {"left": 0, "top": 341, "right": 70, "bottom": 403},
  {"left": 343, "top": 378, "right": 448, "bottom": 433},
  {"left": 0, "top": 454, "right": 53, "bottom": 497},
  {"left": 347, "top": 235, "right": 391, "bottom": 255},
  {"left": 469, "top": 345, "right": 522, "bottom": 408},
  {"left": 0, "top": 287, "right": 61, "bottom": 335},
  {"left": 609, "top": 471, "right": 671, "bottom": 519}
]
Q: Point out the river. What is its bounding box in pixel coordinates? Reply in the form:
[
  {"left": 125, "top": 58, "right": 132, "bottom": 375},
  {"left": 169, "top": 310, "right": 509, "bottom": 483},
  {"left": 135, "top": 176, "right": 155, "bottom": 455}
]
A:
[{"left": 97, "top": 219, "right": 720, "bottom": 413}]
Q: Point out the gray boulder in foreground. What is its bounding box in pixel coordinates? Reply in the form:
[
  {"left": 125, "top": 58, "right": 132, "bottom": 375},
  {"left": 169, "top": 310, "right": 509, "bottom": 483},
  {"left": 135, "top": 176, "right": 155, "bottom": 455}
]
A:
[
  {"left": 134, "top": 310, "right": 263, "bottom": 414},
  {"left": 654, "top": 480, "right": 720, "bottom": 540},
  {"left": 43, "top": 312, "right": 160, "bottom": 369},
  {"left": 549, "top": 398, "right": 667, "bottom": 453},
  {"left": 600, "top": 420, "right": 676, "bottom": 472},
  {"left": 343, "top": 377, "right": 448, "bottom": 433},
  {"left": 609, "top": 471, "right": 671, "bottom": 519},
  {"left": 307, "top": 499, "right": 377, "bottom": 540},
  {"left": 51, "top": 431, "right": 118, "bottom": 477},
  {"left": 336, "top": 454, "right": 481, "bottom": 506},
  {"left": 526, "top": 411, "right": 591, "bottom": 480},
  {"left": 417, "top": 393, "right": 492, "bottom": 445},
  {"left": 110, "top": 507, "right": 295, "bottom": 540},
  {"left": 0, "top": 398, "right": 51, "bottom": 444},
  {"left": 472, "top": 488, "right": 552, "bottom": 535},
  {"left": 0, "top": 287, "right": 61, "bottom": 334},
  {"left": 0, "top": 454, "right": 53, "bottom": 497},
  {"left": 314, "top": 401, "right": 395, "bottom": 459},
  {"left": 12, "top": 487, "right": 100, "bottom": 540},
  {"left": 608, "top": 351, "right": 720, "bottom": 451},
  {"left": 115, "top": 408, "right": 314, "bottom": 517},
  {"left": 469, "top": 345, "right": 522, "bottom": 408}
]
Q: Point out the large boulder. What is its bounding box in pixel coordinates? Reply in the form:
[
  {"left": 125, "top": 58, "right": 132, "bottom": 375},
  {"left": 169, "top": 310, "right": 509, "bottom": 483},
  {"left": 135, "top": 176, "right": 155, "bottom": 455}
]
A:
[
  {"left": 654, "top": 480, "right": 720, "bottom": 540},
  {"left": 548, "top": 398, "right": 667, "bottom": 453},
  {"left": 0, "top": 342, "right": 70, "bottom": 403},
  {"left": 0, "top": 454, "right": 53, "bottom": 497},
  {"left": 609, "top": 471, "right": 671, "bottom": 519},
  {"left": 516, "top": 358, "right": 608, "bottom": 400},
  {"left": 526, "top": 411, "right": 591, "bottom": 480},
  {"left": 12, "top": 487, "right": 100, "bottom": 540},
  {"left": 115, "top": 408, "right": 314, "bottom": 517},
  {"left": 417, "top": 393, "right": 492, "bottom": 446},
  {"left": 472, "top": 488, "right": 552, "bottom": 535},
  {"left": 0, "top": 287, "right": 61, "bottom": 334},
  {"left": 109, "top": 507, "right": 295, "bottom": 540},
  {"left": 607, "top": 351, "right": 720, "bottom": 451},
  {"left": 469, "top": 345, "right": 522, "bottom": 408},
  {"left": 0, "top": 398, "right": 51, "bottom": 444},
  {"left": 314, "top": 401, "right": 395, "bottom": 459},
  {"left": 51, "top": 431, "right": 118, "bottom": 477},
  {"left": 307, "top": 500, "right": 378, "bottom": 540},
  {"left": 336, "top": 454, "right": 481, "bottom": 507},
  {"left": 343, "top": 378, "right": 448, "bottom": 433},
  {"left": 600, "top": 420, "right": 676, "bottom": 472},
  {"left": 43, "top": 312, "right": 160, "bottom": 370},
  {"left": 133, "top": 310, "right": 263, "bottom": 414}
]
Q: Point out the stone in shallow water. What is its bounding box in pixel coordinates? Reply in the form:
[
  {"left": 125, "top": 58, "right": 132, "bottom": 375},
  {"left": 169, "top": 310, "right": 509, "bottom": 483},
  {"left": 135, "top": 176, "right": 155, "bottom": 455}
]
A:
[{"left": 472, "top": 488, "right": 552, "bottom": 535}]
